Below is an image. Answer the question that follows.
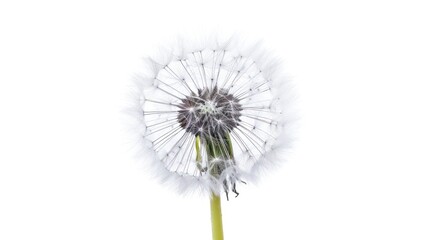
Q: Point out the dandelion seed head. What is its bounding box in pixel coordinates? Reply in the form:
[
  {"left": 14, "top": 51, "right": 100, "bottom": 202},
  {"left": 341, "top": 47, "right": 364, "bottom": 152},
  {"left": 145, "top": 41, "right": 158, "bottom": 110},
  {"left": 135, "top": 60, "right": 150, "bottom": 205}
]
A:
[{"left": 132, "top": 36, "right": 295, "bottom": 196}]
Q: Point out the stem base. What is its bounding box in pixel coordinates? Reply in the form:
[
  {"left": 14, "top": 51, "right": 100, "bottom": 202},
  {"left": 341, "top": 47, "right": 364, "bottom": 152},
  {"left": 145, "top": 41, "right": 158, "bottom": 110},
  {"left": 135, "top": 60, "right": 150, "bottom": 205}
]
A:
[{"left": 210, "top": 194, "right": 224, "bottom": 240}]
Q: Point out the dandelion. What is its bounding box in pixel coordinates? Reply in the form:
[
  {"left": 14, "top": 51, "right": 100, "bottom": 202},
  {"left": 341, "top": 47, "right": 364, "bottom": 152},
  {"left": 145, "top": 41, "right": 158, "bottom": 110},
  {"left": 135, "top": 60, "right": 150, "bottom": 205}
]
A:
[{"left": 131, "top": 36, "right": 294, "bottom": 240}]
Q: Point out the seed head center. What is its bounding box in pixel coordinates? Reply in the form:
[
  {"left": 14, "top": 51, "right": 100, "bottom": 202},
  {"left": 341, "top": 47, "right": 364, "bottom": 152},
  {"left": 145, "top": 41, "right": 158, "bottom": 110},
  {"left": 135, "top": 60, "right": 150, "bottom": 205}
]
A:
[
  {"left": 198, "top": 101, "right": 219, "bottom": 114},
  {"left": 177, "top": 87, "right": 242, "bottom": 137}
]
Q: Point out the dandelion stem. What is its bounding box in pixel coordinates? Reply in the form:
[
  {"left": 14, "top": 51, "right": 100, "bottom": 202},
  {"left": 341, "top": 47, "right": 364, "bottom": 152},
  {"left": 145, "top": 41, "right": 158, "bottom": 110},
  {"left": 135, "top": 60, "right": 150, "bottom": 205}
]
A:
[
  {"left": 210, "top": 193, "right": 224, "bottom": 240},
  {"left": 196, "top": 135, "right": 230, "bottom": 240},
  {"left": 207, "top": 134, "right": 234, "bottom": 240}
]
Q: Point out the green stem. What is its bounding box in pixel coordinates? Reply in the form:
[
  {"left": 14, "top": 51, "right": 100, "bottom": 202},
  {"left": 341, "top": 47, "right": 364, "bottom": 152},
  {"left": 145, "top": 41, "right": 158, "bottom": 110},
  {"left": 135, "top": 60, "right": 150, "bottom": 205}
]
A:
[
  {"left": 196, "top": 134, "right": 233, "bottom": 240},
  {"left": 210, "top": 193, "right": 224, "bottom": 240}
]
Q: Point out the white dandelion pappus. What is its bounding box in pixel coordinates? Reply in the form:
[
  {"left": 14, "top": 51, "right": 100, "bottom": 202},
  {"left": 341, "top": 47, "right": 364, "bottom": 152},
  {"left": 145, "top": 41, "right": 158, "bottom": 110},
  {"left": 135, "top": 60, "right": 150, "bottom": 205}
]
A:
[{"left": 134, "top": 37, "right": 292, "bottom": 197}]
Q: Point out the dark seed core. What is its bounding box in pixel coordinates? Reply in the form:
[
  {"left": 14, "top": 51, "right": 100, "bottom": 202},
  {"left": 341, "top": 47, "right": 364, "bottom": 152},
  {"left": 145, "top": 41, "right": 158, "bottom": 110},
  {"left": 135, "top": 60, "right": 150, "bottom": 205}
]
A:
[{"left": 177, "top": 87, "right": 242, "bottom": 137}]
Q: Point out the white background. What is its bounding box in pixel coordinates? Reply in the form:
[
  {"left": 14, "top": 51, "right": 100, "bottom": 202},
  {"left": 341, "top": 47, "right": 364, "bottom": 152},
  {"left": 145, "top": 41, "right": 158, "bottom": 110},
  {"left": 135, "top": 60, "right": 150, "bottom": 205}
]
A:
[{"left": 1, "top": 0, "right": 428, "bottom": 239}]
